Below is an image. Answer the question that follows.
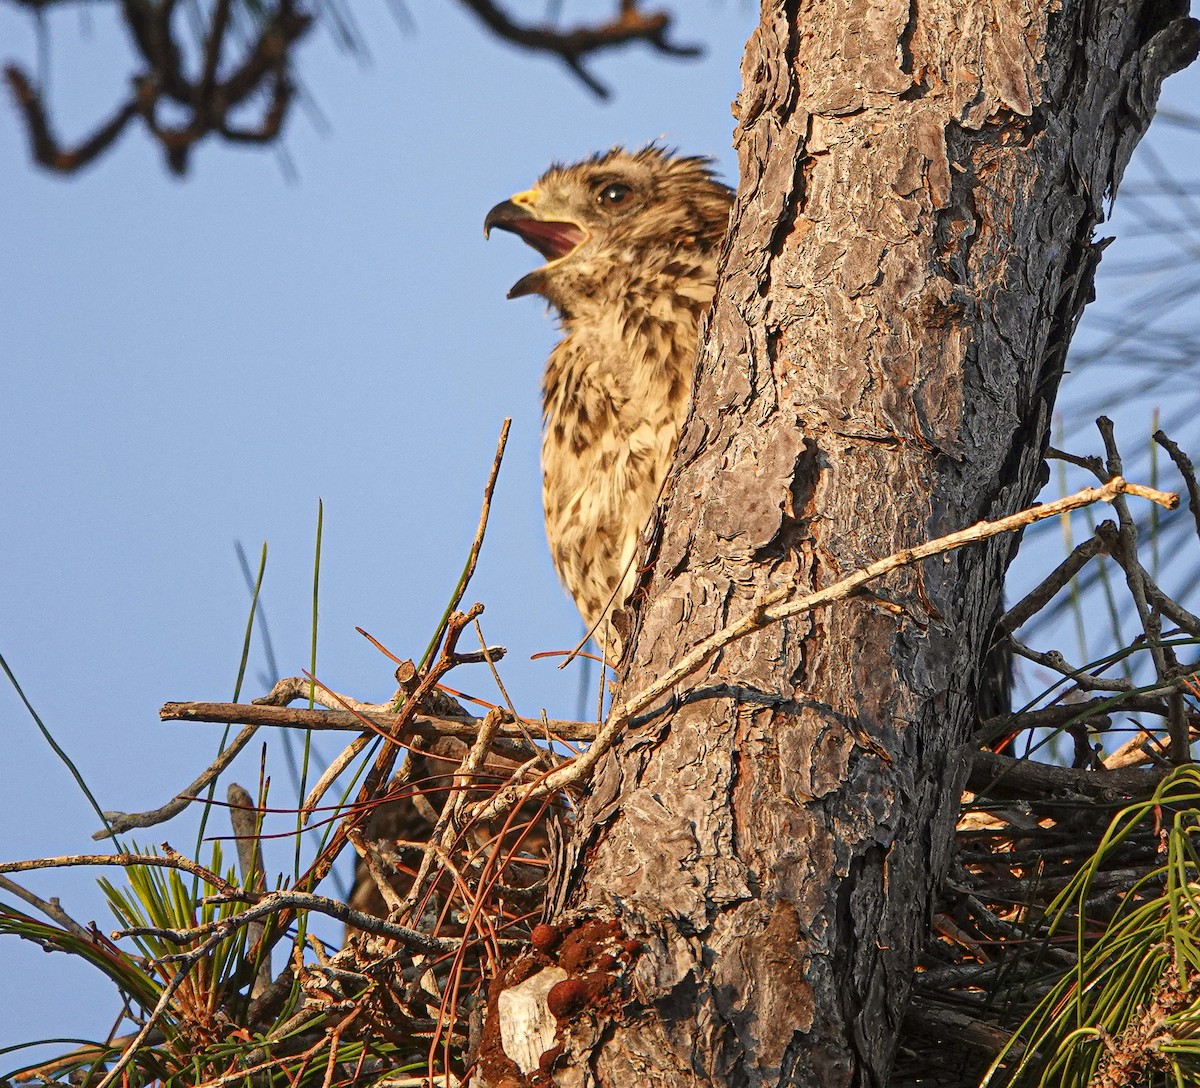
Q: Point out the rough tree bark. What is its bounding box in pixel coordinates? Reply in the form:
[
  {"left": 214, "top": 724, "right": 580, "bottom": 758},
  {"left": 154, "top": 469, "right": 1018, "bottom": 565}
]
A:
[{"left": 483, "top": 3, "right": 1199, "bottom": 1087}]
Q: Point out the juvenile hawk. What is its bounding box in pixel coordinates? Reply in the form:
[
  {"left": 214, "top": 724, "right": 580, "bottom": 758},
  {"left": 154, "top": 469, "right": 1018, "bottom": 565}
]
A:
[{"left": 485, "top": 146, "right": 732, "bottom": 656}]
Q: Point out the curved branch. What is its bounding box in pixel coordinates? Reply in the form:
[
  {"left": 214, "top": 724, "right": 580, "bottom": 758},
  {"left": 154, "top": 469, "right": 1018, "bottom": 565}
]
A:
[{"left": 455, "top": 0, "right": 700, "bottom": 98}]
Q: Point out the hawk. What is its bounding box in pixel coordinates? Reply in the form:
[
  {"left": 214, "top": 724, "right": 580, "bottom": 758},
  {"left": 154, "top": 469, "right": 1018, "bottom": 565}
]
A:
[
  {"left": 345, "top": 151, "right": 730, "bottom": 938},
  {"left": 485, "top": 146, "right": 733, "bottom": 656}
]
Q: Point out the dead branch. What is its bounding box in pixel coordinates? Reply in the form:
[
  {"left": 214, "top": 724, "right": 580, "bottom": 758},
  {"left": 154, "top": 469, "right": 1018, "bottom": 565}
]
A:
[
  {"left": 999, "top": 531, "right": 1111, "bottom": 633},
  {"left": 421, "top": 419, "right": 511, "bottom": 671},
  {"left": 160, "top": 698, "right": 597, "bottom": 744},
  {"left": 1007, "top": 638, "right": 1139, "bottom": 691},
  {"left": 93, "top": 721, "right": 261, "bottom": 839},
  {"left": 1, "top": 848, "right": 235, "bottom": 890},
  {"left": 0, "top": 874, "right": 96, "bottom": 942},
  {"left": 1154, "top": 429, "right": 1200, "bottom": 542},
  {"left": 346, "top": 826, "right": 407, "bottom": 918},
  {"left": 968, "top": 749, "right": 1169, "bottom": 801},
  {"left": 974, "top": 693, "right": 1180, "bottom": 748},
  {"left": 4, "top": 66, "right": 139, "bottom": 172},
  {"left": 91, "top": 950, "right": 197, "bottom": 1088},
  {"left": 116, "top": 889, "right": 456, "bottom": 954},
  {"left": 455, "top": 0, "right": 700, "bottom": 98},
  {"left": 1098, "top": 424, "right": 1174, "bottom": 685}
]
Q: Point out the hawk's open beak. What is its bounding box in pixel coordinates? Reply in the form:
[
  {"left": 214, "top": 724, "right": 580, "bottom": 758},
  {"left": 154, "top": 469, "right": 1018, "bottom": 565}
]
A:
[{"left": 485, "top": 197, "right": 587, "bottom": 299}]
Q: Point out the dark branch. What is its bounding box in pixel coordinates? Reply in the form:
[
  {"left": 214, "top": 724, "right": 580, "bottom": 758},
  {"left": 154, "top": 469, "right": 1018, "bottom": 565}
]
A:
[
  {"left": 4, "top": 0, "right": 312, "bottom": 175},
  {"left": 455, "top": 0, "right": 701, "bottom": 99},
  {"left": 4, "top": 65, "right": 139, "bottom": 173},
  {"left": 968, "top": 749, "right": 1169, "bottom": 802}
]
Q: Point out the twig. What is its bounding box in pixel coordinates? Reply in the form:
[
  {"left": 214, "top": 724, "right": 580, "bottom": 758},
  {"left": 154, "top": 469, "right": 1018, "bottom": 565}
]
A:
[
  {"left": 92, "top": 947, "right": 197, "bottom": 1088},
  {"left": 455, "top": 0, "right": 700, "bottom": 98},
  {"left": 419, "top": 419, "right": 510, "bottom": 674},
  {"left": 623, "top": 479, "right": 1177, "bottom": 732},
  {"left": 116, "top": 889, "right": 456, "bottom": 954},
  {"left": 1154, "top": 429, "right": 1200, "bottom": 542},
  {"left": 94, "top": 722, "right": 260, "bottom": 839},
  {"left": 1096, "top": 423, "right": 1187, "bottom": 763},
  {"left": 0, "top": 874, "right": 96, "bottom": 942},
  {"left": 1103, "top": 719, "right": 1177, "bottom": 770},
  {"left": 197, "top": 0, "right": 233, "bottom": 107},
  {"left": 1046, "top": 447, "right": 1107, "bottom": 479},
  {"left": 1142, "top": 574, "right": 1200, "bottom": 636},
  {"left": 974, "top": 694, "right": 1175, "bottom": 748},
  {"left": 160, "top": 699, "right": 598, "bottom": 744},
  {"left": 301, "top": 732, "right": 373, "bottom": 820},
  {"left": 4, "top": 65, "right": 139, "bottom": 171},
  {"left": 473, "top": 617, "right": 520, "bottom": 722},
  {"left": 999, "top": 531, "right": 1110, "bottom": 633},
  {"left": 1097, "top": 423, "right": 1174, "bottom": 681},
  {"left": 1, "top": 848, "right": 234, "bottom": 891},
  {"left": 1006, "top": 639, "right": 1140, "bottom": 692},
  {"left": 396, "top": 707, "right": 504, "bottom": 923}
]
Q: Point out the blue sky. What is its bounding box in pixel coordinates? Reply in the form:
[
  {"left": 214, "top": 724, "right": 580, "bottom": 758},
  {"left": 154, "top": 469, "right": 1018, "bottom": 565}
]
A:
[{"left": 2, "top": 2, "right": 1198, "bottom": 1063}]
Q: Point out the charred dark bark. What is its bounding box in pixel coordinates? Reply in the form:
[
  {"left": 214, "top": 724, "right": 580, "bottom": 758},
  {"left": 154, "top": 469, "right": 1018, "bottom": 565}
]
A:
[{"left": 484, "top": 3, "right": 1199, "bottom": 1087}]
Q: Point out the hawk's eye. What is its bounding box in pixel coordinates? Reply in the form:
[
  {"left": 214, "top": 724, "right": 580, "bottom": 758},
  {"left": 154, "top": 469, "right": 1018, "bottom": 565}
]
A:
[{"left": 597, "top": 183, "right": 630, "bottom": 207}]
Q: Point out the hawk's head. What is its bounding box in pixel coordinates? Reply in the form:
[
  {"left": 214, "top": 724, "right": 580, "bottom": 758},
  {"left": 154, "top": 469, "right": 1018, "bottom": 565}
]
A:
[{"left": 484, "top": 146, "right": 732, "bottom": 312}]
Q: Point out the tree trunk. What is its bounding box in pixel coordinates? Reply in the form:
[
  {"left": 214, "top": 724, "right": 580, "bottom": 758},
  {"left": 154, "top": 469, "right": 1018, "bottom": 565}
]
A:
[{"left": 483, "top": 3, "right": 1198, "bottom": 1086}]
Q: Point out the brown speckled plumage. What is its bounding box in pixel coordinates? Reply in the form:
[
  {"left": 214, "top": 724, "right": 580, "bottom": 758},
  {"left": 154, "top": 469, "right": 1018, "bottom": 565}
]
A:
[{"left": 486, "top": 147, "right": 732, "bottom": 654}]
